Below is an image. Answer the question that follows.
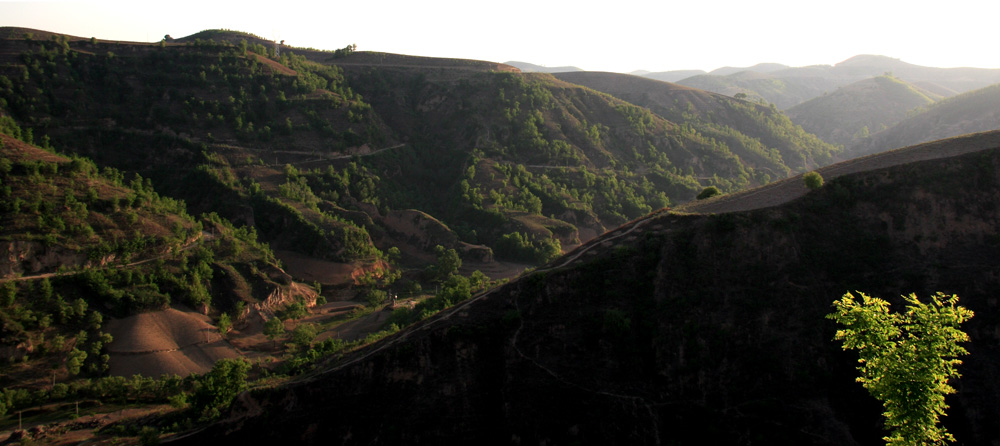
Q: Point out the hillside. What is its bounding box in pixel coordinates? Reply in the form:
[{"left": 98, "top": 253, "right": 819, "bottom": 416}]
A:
[
  {"left": 672, "top": 54, "right": 1000, "bottom": 109},
  {"left": 640, "top": 69, "right": 707, "bottom": 83},
  {"left": 504, "top": 61, "right": 582, "bottom": 73},
  {"left": 0, "top": 29, "right": 399, "bottom": 270},
  {"left": 786, "top": 75, "right": 940, "bottom": 147},
  {"left": 319, "top": 52, "right": 842, "bottom": 259},
  {"left": 0, "top": 27, "right": 842, "bottom": 280},
  {"left": 676, "top": 70, "right": 843, "bottom": 109},
  {"left": 180, "top": 130, "right": 1000, "bottom": 445},
  {"left": 847, "top": 83, "right": 1000, "bottom": 158},
  {"left": 0, "top": 127, "right": 307, "bottom": 389},
  {"left": 552, "top": 71, "right": 839, "bottom": 178},
  {"left": 708, "top": 62, "right": 790, "bottom": 76}
]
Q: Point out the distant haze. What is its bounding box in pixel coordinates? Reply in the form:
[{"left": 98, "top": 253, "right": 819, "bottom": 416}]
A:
[{"left": 3, "top": 0, "right": 1000, "bottom": 73}]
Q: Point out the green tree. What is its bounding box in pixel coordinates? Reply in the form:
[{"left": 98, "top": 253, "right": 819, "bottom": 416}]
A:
[
  {"left": 804, "top": 171, "right": 824, "bottom": 190},
  {"left": 282, "top": 301, "right": 308, "bottom": 320},
  {"left": 217, "top": 313, "right": 231, "bottom": 335},
  {"left": 190, "top": 358, "right": 250, "bottom": 421},
  {"left": 386, "top": 247, "right": 402, "bottom": 265},
  {"left": 66, "top": 348, "right": 87, "bottom": 375},
  {"left": 291, "top": 323, "right": 318, "bottom": 349},
  {"left": 0, "top": 282, "right": 15, "bottom": 307},
  {"left": 263, "top": 317, "right": 285, "bottom": 348},
  {"left": 827, "top": 291, "right": 973, "bottom": 445},
  {"left": 433, "top": 245, "right": 461, "bottom": 280},
  {"left": 696, "top": 186, "right": 721, "bottom": 200}
]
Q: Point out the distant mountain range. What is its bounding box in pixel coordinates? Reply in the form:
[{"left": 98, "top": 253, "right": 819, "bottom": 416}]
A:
[
  {"left": 513, "top": 55, "right": 1000, "bottom": 110},
  {"left": 671, "top": 55, "right": 1000, "bottom": 109}
]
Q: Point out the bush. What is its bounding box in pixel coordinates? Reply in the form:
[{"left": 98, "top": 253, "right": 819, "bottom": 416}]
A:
[
  {"left": 365, "top": 289, "right": 388, "bottom": 307},
  {"left": 190, "top": 358, "right": 250, "bottom": 421},
  {"left": 696, "top": 186, "right": 721, "bottom": 200},
  {"left": 139, "top": 426, "right": 160, "bottom": 446},
  {"left": 804, "top": 171, "right": 824, "bottom": 190}
]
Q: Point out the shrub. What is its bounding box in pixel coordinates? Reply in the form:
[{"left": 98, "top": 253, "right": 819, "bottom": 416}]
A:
[
  {"left": 696, "top": 186, "right": 721, "bottom": 200},
  {"left": 804, "top": 171, "right": 824, "bottom": 190}
]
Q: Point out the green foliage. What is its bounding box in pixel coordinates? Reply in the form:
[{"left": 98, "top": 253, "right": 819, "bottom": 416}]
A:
[
  {"left": 493, "top": 232, "right": 561, "bottom": 264},
  {"left": 827, "top": 291, "right": 973, "bottom": 445},
  {"left": 217, "top": 313, "right": 231, "bottom": 335},
  {"left": 190, "top": 358, "right": 250, "bottom": 421},
  {"left": 364, "top": 289, "right": 388, "bottom": 307},
  {"left": 432, "top": 245, "right": 462, "bottom": 280},
  {"left": 138, "top": 426, "right": 161, "bottom": 446},
  {"left": 291, "top": 323, "right": 318, "bottom": 349},
  {"left": 66, "top": 348, "right": 87, "bottom": 375},
  {"left": 697, "top": 186, "right": 721, "bottom": 200},
  {"left": 804, "top": 171, "right": 824, "bottom": 190},
  {"left": 263, "top": 317, "right": 285, "bottom": 342},
  {"left": 281, "top": 301, "right": 308, "bottom": 320}
]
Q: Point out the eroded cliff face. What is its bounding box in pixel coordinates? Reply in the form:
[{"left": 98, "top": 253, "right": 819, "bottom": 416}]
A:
[
  {"left": 182, "top": 147, "right": 1000, "bottom": 445},
  {"left": 0, "top": 241, "right": 112, "bottom": 278}
]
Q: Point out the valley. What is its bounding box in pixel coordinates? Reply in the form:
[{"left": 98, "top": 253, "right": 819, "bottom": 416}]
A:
[{"left": 0, "top": 27, "right": 999, "bottom": 445}]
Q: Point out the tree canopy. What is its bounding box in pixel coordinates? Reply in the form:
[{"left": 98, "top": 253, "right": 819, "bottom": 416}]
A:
[{"left": 827, "top": 291, "right": 973, "bottom": 445}]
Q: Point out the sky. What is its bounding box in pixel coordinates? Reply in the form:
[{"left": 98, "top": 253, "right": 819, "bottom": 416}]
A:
[{"left": 3, "top": 0, "right": 1000, "bottom": 73}]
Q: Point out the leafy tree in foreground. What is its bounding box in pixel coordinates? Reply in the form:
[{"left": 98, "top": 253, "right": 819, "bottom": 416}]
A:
[{"left": 827, "top": 291, "right": 973, "bottom": 445}]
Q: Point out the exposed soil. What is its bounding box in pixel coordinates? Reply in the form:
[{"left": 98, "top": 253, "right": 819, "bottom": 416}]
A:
[
  {"left": 274, "top": 250, "right": 358, "bottom": 285},
  {"left": 105, "top": 307, "right": 240, "bottom": 377}
]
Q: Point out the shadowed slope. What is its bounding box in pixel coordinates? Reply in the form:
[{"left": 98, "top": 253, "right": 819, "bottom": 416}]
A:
[{"left": 177, "top": 131, "right": 1000, "bottom": 445}]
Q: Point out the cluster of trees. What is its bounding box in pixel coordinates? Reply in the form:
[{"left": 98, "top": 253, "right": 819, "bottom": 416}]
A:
[{"left": 493, "top": 232, "right": 561, "bottom": 264}]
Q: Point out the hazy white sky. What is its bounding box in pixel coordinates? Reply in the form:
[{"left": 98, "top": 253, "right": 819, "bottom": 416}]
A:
[{"left": 3, "top": 0, "right": 999, "bottom": 73}]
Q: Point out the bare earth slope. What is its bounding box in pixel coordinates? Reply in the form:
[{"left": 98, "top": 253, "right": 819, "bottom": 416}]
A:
[
  {"left": 105, "top": 307, "right": 239, "bottom": 377},
  {"left": 677, "top": 129, "right": 1000, "bottom": 214}
]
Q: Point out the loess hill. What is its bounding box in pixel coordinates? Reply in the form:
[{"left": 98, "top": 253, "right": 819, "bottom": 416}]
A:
[
  {"left": 786, "top": 75, "right": 940, "bottom": 147},
  {"left": 0, "top": 28, "right": 842, "bottom": 274},
  {"left": 181, "top": 130, "right": 1000, "bottom": 445},
  {"left": 848, "top": 83, "right": 1000, "bottom": 159},
  {"left": 0, "top": 123, "right": 308, "bottom": 387}
]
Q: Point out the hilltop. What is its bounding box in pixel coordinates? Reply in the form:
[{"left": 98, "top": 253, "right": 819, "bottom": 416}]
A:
[
  {"left": 0, "top": 26, "right": 835, "bottom": 280},
  {"left": 504, "top": 61, "right": 582, "bottom": 73},
  {"left": 786, "top": 75, "right": 940, "bottom": 147},
  {"left": 671, "top": 54, "right": 1000, "bottom": 109},
  {"left": 552, "top": 71, "right": 838, "bottom": 178},
  {"left": 180, "top": 130, "right": 1000, "bottom": 445},
  {"left": 847, "top": 83, "right": 1000, "bottom": 158}
]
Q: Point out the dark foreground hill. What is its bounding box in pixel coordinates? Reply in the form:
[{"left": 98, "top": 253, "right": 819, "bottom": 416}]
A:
[{"left": 177, "top": 131, "right": 1000, "bottom": 444}]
